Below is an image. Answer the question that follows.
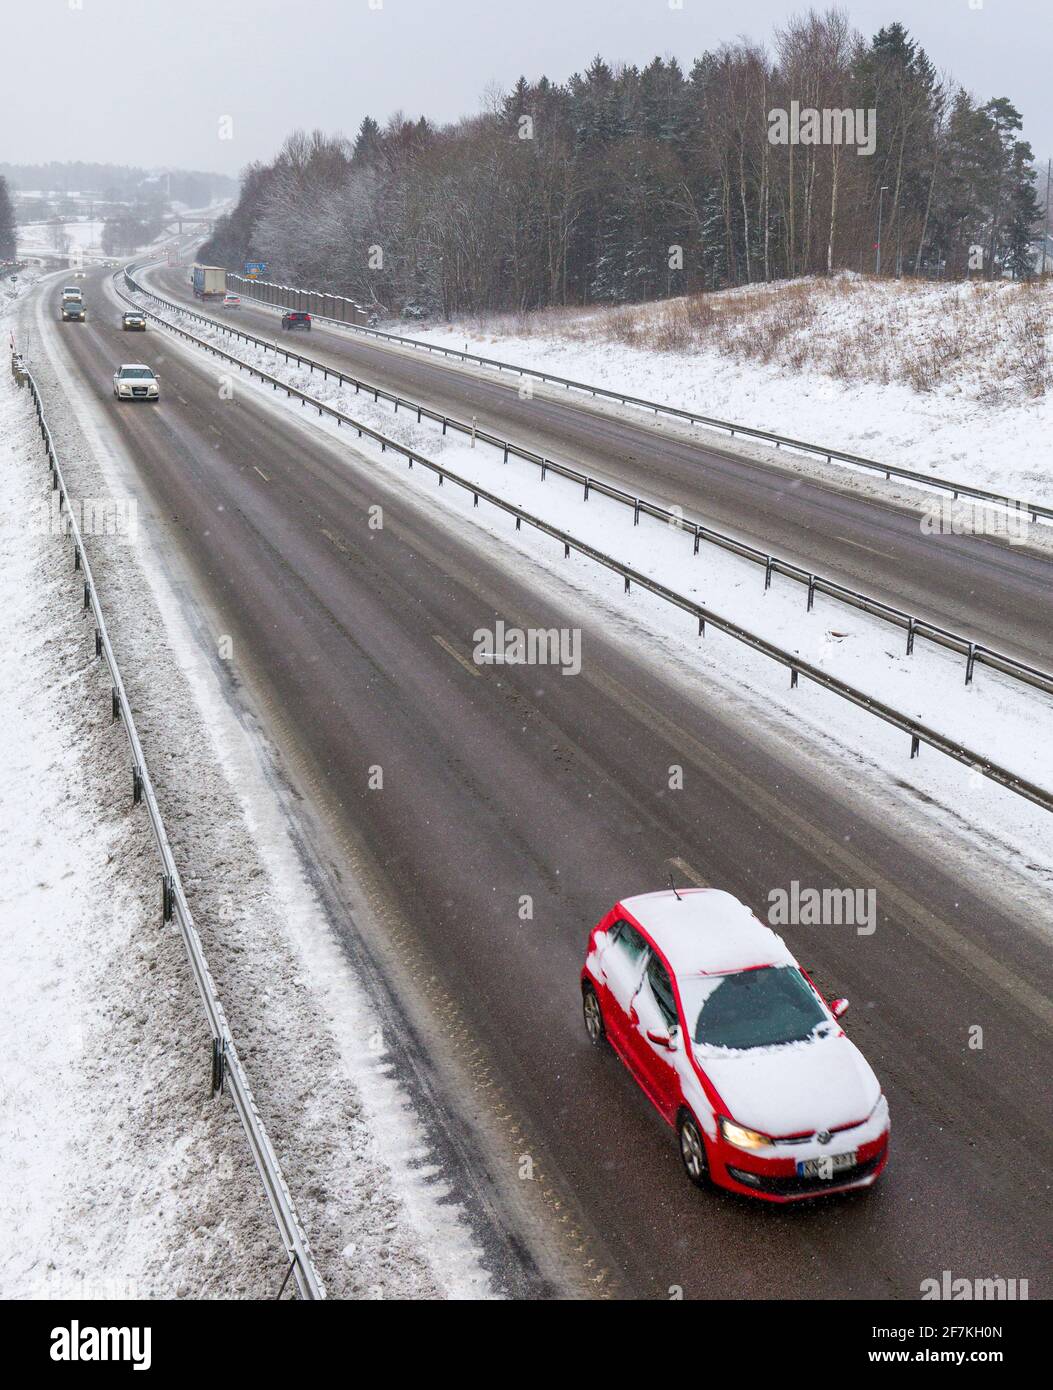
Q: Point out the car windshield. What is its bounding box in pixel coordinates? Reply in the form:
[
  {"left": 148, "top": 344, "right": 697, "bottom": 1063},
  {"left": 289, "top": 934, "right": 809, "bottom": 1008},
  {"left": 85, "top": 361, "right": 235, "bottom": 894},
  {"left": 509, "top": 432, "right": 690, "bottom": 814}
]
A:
[
  {"left": 681, "top": 966, "right": 829, "bottom": 1050},
  {"left": 120, "top": 368, "right": 154, "bottom": 379}
]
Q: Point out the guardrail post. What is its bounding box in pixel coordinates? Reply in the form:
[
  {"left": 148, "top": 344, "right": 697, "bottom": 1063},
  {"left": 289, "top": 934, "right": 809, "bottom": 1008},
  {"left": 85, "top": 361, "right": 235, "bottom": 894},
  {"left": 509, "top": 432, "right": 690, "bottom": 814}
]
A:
[
  {"left": 161, "top": 874, "right": 174, "bottom": 923},
  {"left": 965, "top": 644, "right": 977, "bottom": 686},
  {"left": 790, "top": 668, "right": 798, "bottom": 688},
  {"left": 83, "top": 582, "right": 90, "bottom": 610},
  {"left": 276, "top": 1254, "right": 299, "bottom": 1300},
  {"left": 698, "top": 617, "right": 706, "bottom": 637},
  {"left": 906, "top": 618, "right": 916, "bottom": 656},
  {"left": 94, "top": 628, "right": 102, "bottom": 658},
  {"left": 807, "top": 576, "right": 815, "bottom": 611},
  {"left": 633, "top": 500, "right": 641, "bottom": 526},
  {"left": 111, "top": 688, "right": 121, "bottom": 723},
  {"left": 211, "top": 1036, "right": 225, "bottom": 1095},
  {"left": 910, "top": 734, "right": 921, "bottom": 758},
  {"left": 132, "top": 767, "right": 143, "bottom": 805},
  {"left": 764, "top": 557, "right": 773, "bottom": 590},
  {"left": 693, "top": 527, "right": 701, "bottom": 556}
]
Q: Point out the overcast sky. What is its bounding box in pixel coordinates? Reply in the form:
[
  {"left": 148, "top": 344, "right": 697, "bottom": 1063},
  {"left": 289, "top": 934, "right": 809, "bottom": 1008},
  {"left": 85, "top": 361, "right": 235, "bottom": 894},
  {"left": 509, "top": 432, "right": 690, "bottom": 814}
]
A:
[{"left": 6, "top": 0, "right": 1051, "bottom": 179}]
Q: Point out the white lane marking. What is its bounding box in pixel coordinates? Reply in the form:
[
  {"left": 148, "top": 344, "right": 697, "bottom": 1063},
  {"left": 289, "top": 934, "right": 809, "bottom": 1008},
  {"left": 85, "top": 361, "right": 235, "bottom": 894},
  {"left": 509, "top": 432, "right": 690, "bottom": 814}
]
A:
[
  {"left": 667, "top": 856, "right": 709, "bottom": 888},
  {"left": 253, "top": 466, "right": 270, "bottom": 482},
  {"left": 833, "top": 535, "right": 887, "bottom": 558},
  {"left": 433, "top": 635, "right": 480, "bottom": 678}
]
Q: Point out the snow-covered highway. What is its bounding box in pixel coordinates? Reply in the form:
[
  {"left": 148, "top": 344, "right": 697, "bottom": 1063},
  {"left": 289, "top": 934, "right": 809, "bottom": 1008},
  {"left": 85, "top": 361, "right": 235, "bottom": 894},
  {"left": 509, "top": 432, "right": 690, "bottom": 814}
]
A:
[{"left": 10, "top": 260, "right": 1051, "bottom": 1299}]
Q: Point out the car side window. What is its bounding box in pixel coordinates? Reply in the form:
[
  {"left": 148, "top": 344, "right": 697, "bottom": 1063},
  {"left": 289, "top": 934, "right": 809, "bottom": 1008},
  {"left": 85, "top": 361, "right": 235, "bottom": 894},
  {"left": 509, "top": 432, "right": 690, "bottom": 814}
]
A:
[
  {"left": 646, "top": 955, "right": 679, "bottom": 1029},
  {"left": 607, "top": 920, "right": 648, "bottom": 963}
]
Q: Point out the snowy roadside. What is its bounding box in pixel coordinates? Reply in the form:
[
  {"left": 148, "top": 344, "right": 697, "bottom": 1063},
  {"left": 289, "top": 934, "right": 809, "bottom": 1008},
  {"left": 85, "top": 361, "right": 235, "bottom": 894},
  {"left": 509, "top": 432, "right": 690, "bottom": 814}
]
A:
[
  {"left": 122, "top": 288, "right": 1053, "bottom": 913},
  {"left": 11, "top": 280, "right": 495, "bottom": 1299},
  {"left": 205, "top": 277, "right": 1053, "bottom": 547},
  {"left": 131, "top": 293, "right": 1053, "bottom": 792},
  {"left": 0, "top": 309, "right": 287, "bottom": 1298},
  {"left": 404, "top": 283, "right": 1053, "bottom": 508}
]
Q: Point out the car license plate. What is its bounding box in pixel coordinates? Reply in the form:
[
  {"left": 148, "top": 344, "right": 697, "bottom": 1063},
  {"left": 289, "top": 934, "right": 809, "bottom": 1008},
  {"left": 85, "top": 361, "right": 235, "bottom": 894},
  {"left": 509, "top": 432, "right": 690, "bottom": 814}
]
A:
[{"left": 797, "top": 1151, "right": 856, "bottom": 1178}]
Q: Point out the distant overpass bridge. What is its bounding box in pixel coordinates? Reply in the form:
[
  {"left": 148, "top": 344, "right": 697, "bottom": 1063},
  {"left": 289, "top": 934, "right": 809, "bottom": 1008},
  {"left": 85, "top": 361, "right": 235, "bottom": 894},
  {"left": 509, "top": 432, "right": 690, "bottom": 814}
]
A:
[{"left": 162, "top": 216, "right": 215, "bottom": 235}]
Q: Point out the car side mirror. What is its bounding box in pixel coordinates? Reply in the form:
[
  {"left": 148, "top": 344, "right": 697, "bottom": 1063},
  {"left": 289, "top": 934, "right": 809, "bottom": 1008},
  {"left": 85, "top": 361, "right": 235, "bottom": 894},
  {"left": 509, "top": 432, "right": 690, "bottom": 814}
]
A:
[
  {"left": 830, "top": 998, "right": 850, "bottom": 1020},
  {"left": 647, "top": 1026, "right": 679, "bottom": 1051}
]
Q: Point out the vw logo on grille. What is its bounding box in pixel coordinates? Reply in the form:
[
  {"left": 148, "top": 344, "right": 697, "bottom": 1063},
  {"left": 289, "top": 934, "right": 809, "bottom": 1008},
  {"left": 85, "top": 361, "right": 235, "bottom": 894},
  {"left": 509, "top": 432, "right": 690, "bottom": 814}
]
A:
[{"left": 816, "top": 1130, "right": 832, "bottom": 1145}]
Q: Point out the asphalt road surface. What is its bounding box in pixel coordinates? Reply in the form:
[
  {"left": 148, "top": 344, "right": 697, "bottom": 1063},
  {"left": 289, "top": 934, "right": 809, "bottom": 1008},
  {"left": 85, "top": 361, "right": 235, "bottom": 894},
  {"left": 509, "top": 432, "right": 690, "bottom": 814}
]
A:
[
  {"left": 149, "top": 263, "right": 1053, "bottom": 674},
  {"left": 37, "top": 266, "right": 1053, "bottom": 1299}
]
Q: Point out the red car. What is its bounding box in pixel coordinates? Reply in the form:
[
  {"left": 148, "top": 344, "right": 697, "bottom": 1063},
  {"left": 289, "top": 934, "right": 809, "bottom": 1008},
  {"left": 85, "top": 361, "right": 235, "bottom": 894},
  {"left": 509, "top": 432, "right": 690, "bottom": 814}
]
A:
[{"left": 581, "top": 888, "right": 890, "bottom": 1201}]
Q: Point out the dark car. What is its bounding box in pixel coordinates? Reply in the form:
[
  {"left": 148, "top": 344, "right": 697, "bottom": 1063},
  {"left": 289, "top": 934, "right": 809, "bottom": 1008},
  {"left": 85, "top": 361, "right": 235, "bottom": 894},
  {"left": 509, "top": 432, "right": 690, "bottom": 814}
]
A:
[
  {"left": 122, "top": 310, "right": 147, "bottom": 331},
  {"left": 280, "top": 310, "right": 312, "bottom": 331},
  {"left": 62, "top": 300, "right": 86, "bottom": 322}
]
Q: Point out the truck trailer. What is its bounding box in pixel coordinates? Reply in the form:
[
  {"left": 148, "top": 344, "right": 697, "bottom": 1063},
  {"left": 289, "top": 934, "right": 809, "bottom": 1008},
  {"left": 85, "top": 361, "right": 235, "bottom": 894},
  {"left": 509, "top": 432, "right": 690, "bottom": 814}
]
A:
[{"left": 192, "top": 264, "right": 226, "bottom": 299}]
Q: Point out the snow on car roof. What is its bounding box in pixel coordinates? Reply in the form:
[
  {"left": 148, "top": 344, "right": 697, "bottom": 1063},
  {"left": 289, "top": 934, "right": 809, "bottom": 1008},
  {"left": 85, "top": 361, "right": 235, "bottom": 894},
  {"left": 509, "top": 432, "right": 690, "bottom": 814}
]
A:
[{"left": 619, "top": 888, "right": 795, "bottom": 976}]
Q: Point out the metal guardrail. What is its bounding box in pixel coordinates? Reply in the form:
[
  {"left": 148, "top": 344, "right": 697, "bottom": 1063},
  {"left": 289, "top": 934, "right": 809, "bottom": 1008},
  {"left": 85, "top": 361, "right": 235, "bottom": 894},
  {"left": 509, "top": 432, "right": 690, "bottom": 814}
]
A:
[
  {"left": 12, "top": 348, "right": 325, "bottom": 1301},
  {"left": 224, "top": 273, "right": 1053, "bottom": 528},
  {"left": 115, "top": 274, "right": 1053, "bottom": 817},
  {"left": 131, "top": 269, "right": 1053, "bottom": 701}
]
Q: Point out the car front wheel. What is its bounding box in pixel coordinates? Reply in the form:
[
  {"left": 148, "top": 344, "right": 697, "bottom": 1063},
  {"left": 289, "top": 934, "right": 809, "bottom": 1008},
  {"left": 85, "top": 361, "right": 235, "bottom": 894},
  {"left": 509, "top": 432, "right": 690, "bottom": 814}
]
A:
[
  {"left": 582, "top": 982, "right": 606, "bottom": 1047},
  {"left": 678, "top": 1112, "right": 710, "bottom": 1188}
]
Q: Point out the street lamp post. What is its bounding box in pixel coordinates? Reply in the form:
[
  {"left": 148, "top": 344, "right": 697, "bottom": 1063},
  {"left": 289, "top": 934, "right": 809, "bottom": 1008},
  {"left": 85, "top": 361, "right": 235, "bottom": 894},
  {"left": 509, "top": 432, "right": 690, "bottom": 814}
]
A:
[{"left": 875, "top": 185, "right": 889, "bottom": 276}]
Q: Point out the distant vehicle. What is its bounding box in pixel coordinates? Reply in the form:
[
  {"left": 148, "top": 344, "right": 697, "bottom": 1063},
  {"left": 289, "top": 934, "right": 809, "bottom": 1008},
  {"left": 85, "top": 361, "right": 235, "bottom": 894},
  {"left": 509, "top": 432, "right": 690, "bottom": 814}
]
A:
[
  {"left": 221, "top": 292, "right": 241, "bottom": 308},
  {"left": 192, "top": 263, "right": 226, "bottom": 299},
  {"left": 113, "top": 364, "right": 160, "bottom": 401},
  {"left": 580, "top": 887, "right": 890, "bottom": 1202},
  {"left": 122, "top": 310, "right": 147, "bottom": 331},
  {"left": 62, "top": 299, "right": 86, "bottom": 322},
  {"left": 280, "top": 310, "right": 311, "bottom": 331}
]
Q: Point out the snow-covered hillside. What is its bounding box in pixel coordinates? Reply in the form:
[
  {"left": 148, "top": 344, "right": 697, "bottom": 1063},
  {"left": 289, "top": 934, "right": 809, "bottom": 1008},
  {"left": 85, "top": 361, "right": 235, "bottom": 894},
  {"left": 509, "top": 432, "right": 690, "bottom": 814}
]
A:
[{"left": 408, "top": 274, "right": 1053, "bottom": 503}]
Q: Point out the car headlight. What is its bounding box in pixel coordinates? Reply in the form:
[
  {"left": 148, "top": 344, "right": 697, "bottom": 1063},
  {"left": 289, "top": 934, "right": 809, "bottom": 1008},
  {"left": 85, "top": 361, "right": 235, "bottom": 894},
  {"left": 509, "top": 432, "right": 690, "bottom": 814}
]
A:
[{"left": 719, "top": 1117, "right": 773, "bottom": 1151}]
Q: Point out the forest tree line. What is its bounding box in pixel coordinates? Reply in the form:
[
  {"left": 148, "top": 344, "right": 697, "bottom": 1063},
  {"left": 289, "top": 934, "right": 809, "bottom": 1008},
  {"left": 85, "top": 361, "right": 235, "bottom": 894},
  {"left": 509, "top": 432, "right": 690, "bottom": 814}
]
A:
[{"left": 202, "top": 10, "right": 1045, "bottom": 318}]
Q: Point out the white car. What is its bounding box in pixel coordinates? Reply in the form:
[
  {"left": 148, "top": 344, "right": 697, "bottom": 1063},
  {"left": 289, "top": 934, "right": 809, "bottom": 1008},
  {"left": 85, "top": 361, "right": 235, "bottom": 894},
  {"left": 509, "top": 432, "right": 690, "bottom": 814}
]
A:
[
  {"left": 222, "top": 292, "right": 241, "bottom": 308},
  {"left": 113, "top": 364, "right": 160, "bottom": 401}
]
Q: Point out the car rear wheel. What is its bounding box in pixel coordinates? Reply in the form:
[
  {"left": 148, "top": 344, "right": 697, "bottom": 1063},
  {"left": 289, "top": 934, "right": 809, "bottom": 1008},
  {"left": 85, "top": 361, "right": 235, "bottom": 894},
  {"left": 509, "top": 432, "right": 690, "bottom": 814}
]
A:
[
  {"left": 582, "top": 982, "right": 606, "bottom": 1047},
  {"left": 678, "top": 1112, "right": 710, "bottom": 1188}
]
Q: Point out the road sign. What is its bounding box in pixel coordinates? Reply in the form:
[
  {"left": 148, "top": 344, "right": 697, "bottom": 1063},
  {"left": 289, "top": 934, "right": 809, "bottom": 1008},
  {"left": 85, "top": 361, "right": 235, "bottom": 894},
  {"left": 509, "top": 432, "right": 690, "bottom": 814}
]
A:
[{"left": 244, "top": 261, "right": 267, "bottom": 278}]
